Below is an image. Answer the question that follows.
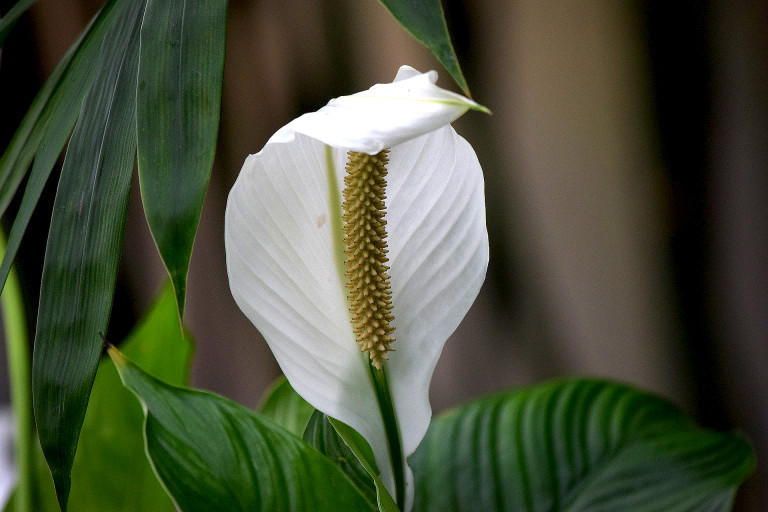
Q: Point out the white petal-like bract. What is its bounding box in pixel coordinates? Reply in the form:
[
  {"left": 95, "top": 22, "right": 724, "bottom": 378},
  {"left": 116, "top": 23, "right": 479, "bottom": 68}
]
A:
[{"left": 225, "top": 67, "right": 488, "bottom": 508}]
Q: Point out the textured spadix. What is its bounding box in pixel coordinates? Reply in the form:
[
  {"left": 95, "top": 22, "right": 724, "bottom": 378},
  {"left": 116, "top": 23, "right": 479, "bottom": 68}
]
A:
[{"left": 225, "top": 66, "right": 488, "bottom": 508}]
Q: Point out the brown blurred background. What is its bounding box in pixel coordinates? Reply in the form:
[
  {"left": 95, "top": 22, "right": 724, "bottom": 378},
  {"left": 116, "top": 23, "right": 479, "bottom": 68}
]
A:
[{"left": 1, "top": 0, "right": 766, "bottom": 509}]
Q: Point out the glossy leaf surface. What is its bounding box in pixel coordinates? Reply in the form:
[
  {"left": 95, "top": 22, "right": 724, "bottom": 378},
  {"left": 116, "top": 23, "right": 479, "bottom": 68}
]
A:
[
  {"left": 377, "top": 0, "right": 468, "bottom": 95},
  {"left": 110, "top": 349, "right": 377, "bottom": 512},
  {"left": 265, "top": 381, "right": 399, "bottom": 511},
  {"left": 304, "top": 411, "right": 378, "bottom": 507},
  {"left": 409, "top": 379, "right": 755, "bottom": 512},
  {"left": 259, "top": 376, "right": 315, "bottom": 438},
  {"left": 137, "top": 0, "right": 228, "bottom": 318},
  {"left": 328, "top": 417, "right": 401, "bottom": 512},
  {"left": 31, "top": 1, "right": 145, "bottom": 507}
]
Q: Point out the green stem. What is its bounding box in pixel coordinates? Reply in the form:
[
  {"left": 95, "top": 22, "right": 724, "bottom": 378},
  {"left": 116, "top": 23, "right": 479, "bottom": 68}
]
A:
[
  {"left": 0, "top": 229, "right": 32, "bottom": 512},
  {"left": 369, "top": 365, "right": 405, "bottom": 510}
]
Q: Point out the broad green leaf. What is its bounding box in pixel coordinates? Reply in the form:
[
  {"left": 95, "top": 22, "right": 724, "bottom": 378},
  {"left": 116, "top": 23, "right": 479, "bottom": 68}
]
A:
[
  {"left": 68, "top": 284, "right": 192, "bottom": 511},
  {"left": 259, "top": 376, "right": 315, "bottom": 438},
  {"left": 328, "top": 417, "right": 400, "bottom": 512},
  {"left": 32, "top": 1, "right": 146, "bottom": 508},
  {"left": 263, "top": 379, "right": 398, "bottom": 511},
  {"left": 8, "top": 284, "right": 192, "bottom": 512},
  {"left": 137, "top": 0, "right": 228, "bottom": 319},
  {"left": 304, "top": 412, "right": 378, "bottom": 508},
  {"left": 109, "top": 348, "right": 377, "bottom": 512},
  {"left": 409, "top": 379, "right": 756, "bottom": 512},
  {"left": 377, "top": 0, "right": 468, "bottom": 95},
  {"left": 0, "top": 0, "right": 36, "bottom": 45}
]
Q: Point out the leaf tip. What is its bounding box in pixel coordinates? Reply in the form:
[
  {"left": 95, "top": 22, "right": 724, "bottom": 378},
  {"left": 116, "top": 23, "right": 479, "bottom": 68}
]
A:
[
  {"left": 54, "top": 483, "right": 70, "bottom": 512},
  {"left": 170, "top": 273, "right": 186, "bottom": 327},
  {"left": 107, "top": 345, "right": 127, "bottom": 369}
]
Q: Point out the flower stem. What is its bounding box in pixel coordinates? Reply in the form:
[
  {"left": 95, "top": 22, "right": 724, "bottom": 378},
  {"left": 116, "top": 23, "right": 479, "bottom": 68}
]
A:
[
  {"left": 369, "top": 364, "right": 405, "bottom": 510},
  {"left": 0, "top": 229, "right": 33, "bottom": 512}
]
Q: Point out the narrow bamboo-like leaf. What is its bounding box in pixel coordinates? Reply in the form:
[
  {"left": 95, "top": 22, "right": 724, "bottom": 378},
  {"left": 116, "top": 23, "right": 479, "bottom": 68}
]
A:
[
  {"left": 259, "top": 376, "right": 315, "bottom": 438},
  {"left": 0, "top": 0, "right": 142, "bottom": 296},
  {"left": 109, "top": 348, "right": 377, "bottom": 512},
  {"left": 137, "top": 0, "right": 228, "bottom": 318},
  {"left": 0, "top": 0, "right": 116, "bottom": 222},
  {"left": 32, "top": 2, "right": 146, "bottom": 508},
  {"left": 0, "top": 0, "right": 36, "bottom": 45},
  {"left": 409, "top": 379, "right": 756, "bottom": 512},
  {"left": 377, "top": 0, "right": 468, "bottom": 95},
  {"left": 68, "top": 284, "right": 192, "bottom": 511},
  {"left": 0, "top": 109, "right": 79, "bottom": 295}
]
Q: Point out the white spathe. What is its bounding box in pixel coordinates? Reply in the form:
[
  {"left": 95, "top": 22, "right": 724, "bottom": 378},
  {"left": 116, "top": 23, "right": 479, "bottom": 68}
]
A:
[{"left": 225, "top": 66, "right": 488, "bottom": 509}]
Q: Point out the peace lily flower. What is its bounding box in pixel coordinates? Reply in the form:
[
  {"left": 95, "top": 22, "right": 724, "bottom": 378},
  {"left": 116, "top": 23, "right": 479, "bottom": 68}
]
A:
[{"left": 225, "top": 66, "right": 488, "bottom": 509}]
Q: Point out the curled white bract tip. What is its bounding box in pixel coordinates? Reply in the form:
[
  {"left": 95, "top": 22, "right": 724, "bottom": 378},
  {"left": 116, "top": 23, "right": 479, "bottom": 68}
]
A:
[{"left": 267, "top": 67, "right": 486, "bottom": 154}]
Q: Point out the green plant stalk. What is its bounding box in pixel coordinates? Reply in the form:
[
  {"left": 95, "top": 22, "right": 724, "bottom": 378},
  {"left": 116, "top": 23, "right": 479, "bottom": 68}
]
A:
[{"left": 0, "top": 229, "right": 32, "bottom": 512}]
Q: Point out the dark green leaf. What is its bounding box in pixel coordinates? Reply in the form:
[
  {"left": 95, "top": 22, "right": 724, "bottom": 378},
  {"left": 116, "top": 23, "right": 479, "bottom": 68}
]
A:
[
  {"left": 409, "top": 379, "right": 756, "bottom": 512},
  {"left": 377, "top": 0, "right": 468, "bottom": 95},
  {"left": 259, "top": 375, "right": 315, "bottom": 438},
  {"left": 0, "top": 0, "right": 134, "bottom": 294},
  {"left": 0, "top": 0, "right": 116, "bottom": 222},
  {"left": 32, "top": 2, "right": 146, "bottom": 508},
  {"left": 136, "top": 0, "right": 228, "bottom": 318},
  {"left": 109, "top": 348, "right": 377, "bottom": 512},
  {"left": 303, "top": 411, "right": 378, "bottom": 507},
  {"left": 68, "top": 284, "right": 193, "bottom": 511},
  {"left": 263, "top": 379, "right": 399, "bottom": 511},
  {"left": 0, "top": 0, "right": 36, "bottom": 45},
  {"left": 328, "top": 418, "right": 400, "bottom": 512}
]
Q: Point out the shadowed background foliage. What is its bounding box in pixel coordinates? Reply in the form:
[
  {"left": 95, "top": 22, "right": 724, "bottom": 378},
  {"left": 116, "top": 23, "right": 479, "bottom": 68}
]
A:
[{"left": 0, "top": 0, "right": 766, "bottom": 510}]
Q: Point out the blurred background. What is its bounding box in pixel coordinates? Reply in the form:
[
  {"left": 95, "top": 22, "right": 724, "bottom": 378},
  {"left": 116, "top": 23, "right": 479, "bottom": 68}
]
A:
[{"left": 1, "top": 0, "right": 766, "bottom": 509}]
